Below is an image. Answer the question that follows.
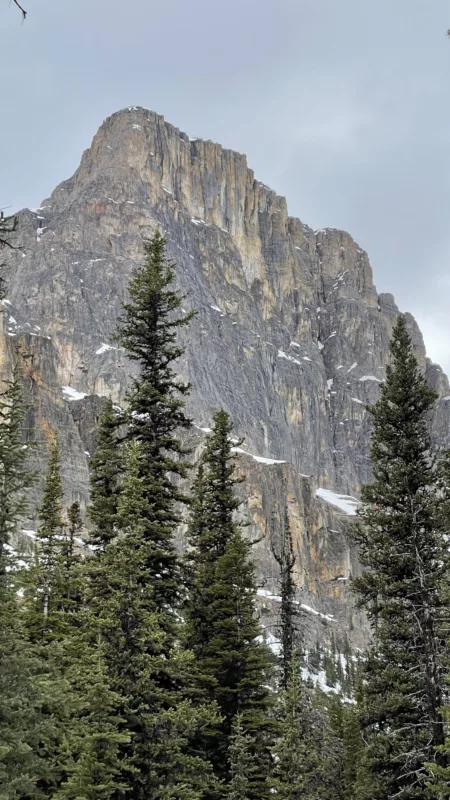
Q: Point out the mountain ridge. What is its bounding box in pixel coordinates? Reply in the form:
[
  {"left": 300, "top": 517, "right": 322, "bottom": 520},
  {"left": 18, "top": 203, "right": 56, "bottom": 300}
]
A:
[{"left": 3, "top": 105, "right": 450, "bottom": 649}]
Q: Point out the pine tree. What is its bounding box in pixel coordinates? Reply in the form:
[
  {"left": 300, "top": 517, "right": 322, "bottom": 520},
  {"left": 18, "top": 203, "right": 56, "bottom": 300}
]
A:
[
  {"left": 52, "top": 634, "right": 131, "bottom": 800},
  {"left": 185, "top": 410, "right": 274, "bottom": 799},
  {"left": 114, "top": 230, "right": 195, "bottom": 613},
  {"left": 88, "top": 440, "right": 218, "bottom": 800},
  {"left": 352, "top": 316, "right": 447, "bottom": 800},
  {"left": 0, "top": 365, "right": 56, "bottom": 799},
  {"left": 272, "top": 659, "right": 343, "bottom": 800},
  {"left": 65, "top": 501, "right": 82, "bottom": 565},
  {"left": 270, "top": 504, "right": 297, "bottom": 689},
  {"left": 228, "top": 714, "right": 254, "bottom": 800},
  {"left": 88, "top": 398, "right": 122, "bottom": 550},
  {"left": 24, "top": 431, "right": 66, "bottom": 642},
  {"left": 0, "top": 365, "right": 35, "bottom": 558},
  {"left": 84, "top": 234, "right": 216, "bottom": 799}
]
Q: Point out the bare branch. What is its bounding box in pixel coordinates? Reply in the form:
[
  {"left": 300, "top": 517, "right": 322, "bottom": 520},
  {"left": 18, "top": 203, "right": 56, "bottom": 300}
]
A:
[{"left": 12, "top": 0, "right": 27, "bottom": 20}]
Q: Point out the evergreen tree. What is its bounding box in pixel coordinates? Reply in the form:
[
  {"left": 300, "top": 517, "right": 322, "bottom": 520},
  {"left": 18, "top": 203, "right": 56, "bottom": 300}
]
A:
[
  {"left": 85, "top": 235, "right": 216, "bottom": 799},
  {"left": 272, "top": 659, "right": 343, "bottom": 800},
  {"left": 115, "top": 230, "right": 195, "bottom": 613},
  {"left": 65, "top": 501, "right": 82, "bottom": 565},
  {"left": 228, "top": 714, "right": 254, "bottom": 800},
  {"left": 52, "top": 635, "right": 131, "bottom": 800},
  {"left": 0, "top": 365, "right": 56, "bottom": 799},
  {"left": 88, "top": 440, "right": 218, "bottom": 800},
  {"left": 0, "top": 365, "right": 35, "bottom": 557},
  {"left": 270, "top": 505, "right": 297, "bottom": 689},
  {"left": 24, "top": 431, "right": 65, "bottom": 642},
  {"left": 185, "top": 410, "right": 274, "bottom": 799},
  {"left": 88, "top": 398, "right": 122, "bottom": 550},
  {"left": 352, "top": 316, "right": 447, "bottom": 800}
]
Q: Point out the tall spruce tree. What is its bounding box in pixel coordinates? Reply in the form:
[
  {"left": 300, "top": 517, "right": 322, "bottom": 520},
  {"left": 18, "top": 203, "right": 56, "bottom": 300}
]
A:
[
  {"left": 228, "top": 714, "right": 254, "bottom": 800},
  {"left": 0, "top": 364, "right": 51, "bottom": 799},
  {"left": 352, "top": 315, "right": 447, "bottom": 800},
  {"left": 85, "top": 234, "right": 217, "bottom": 799},
  {"left": 114, "top": 230, "right": 194, "bottom": 612},
  {"left": 88, "top": 439, "right": 218, "bottom": 800},
  {"left": 24, "top": 431, "right": 65, "bottom": 642},
  {"left": 88, "top": 398, "right": 122, "bottom": 550},
  {"left": 272, "top": 658, "right": 343, "bottom": 800},
  {"left": 0, "top": 365, "right": 35, "bottom": 554},
  {"left": 185, "top": 410, "right": 274, "bottom": 799}
]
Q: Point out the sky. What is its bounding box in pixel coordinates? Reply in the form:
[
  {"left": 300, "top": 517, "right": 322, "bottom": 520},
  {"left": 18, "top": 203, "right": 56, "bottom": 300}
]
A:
[{"left": 2, "top": 0, "right": 450, "bottom": 370}]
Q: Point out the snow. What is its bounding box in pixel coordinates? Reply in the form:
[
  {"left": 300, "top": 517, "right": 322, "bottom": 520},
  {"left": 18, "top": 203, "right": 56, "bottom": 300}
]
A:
[
  {"left": 317, "top": 341, "right": 324, "bottom": 351},
  {"left": 210, "top": 305, "right": 223, "bottom": 313},
  {"left": 347, "top": 362, "right": 357, "bottom": 373},
  {"left": 21, "top": 530, "right": 37, "bottom": 539},
  {"left": 257, "top": 588, "right": 282, "bottom": 602},
  {"left": 62, "top": 386, "right": 87, "bottom": 401},
  {"left": 442, "top": 397, "right": 450, "bottom": 402},
  {"left": 253, "top": 455, "right": 286, "bottom": 465},
  {"left": 359, "top": 375, "right": 381, "bottom": 382},
  {"left": 278, "top": 349, "right": 302, "bottom": 367},
  {"left": 315, "top": 488, "right": 359, "bottom": 515},
  {"left": 95, "top": 343, "right": 117, "bottom": 355},
  {"left": 351, "top": 397, "right": 364, "bottom": 405},
  {"left": 290, "top": 341, "right": 301, "bottom": 349},
  {"left": 132, "top": 124, "right": 142, "bottom": 130},
  {"left": 2, "top": 299, "right": 11, "bottom": 306},
  {"left": 300, "top": 603, "right": 335, "bottom": 622},
  {"left": 303, "top": 356, "right": 312, "bottom": 362},
  {"left": 327, "top": 379, "right": 334, "bottom": 390},
  {"left": 231, "top": 446, "right": 286, "bottom": 467},
  {"left": 194, "top": 424, "right": 212, "bottom": 434}
]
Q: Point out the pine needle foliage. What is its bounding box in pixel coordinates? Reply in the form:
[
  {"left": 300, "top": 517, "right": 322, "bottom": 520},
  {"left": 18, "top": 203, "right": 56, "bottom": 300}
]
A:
[
  {"left": 0, "top": 365, "right": 35, "bottom": 561},
  {"left": 88, "top": 398, "right": 122, "bottom": 551},
  {"left": 272, "top": 659, "right": 343, "bottom": 800},
  {"left": 115, "top": 230, "right": 195, "bottom": 611},
  {"left": 185, "top": 410, "right": 274, "bottom": 799},
  {"left": 352, "top": 315, "right": 447, "bottom": 800}
]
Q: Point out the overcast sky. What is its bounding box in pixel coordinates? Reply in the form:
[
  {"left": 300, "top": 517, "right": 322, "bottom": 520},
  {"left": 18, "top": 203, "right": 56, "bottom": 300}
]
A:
[{"left": 2, "top": 0, "right": 450, "bottom": 369}]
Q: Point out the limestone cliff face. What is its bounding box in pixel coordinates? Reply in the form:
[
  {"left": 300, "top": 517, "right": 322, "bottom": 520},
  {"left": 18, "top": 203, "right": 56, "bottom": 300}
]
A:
[{"left": 3, "top": 106, "right": 450, "bottom": 648}]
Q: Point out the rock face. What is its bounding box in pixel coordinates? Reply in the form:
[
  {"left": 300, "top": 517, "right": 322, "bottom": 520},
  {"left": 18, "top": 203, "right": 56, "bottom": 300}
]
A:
[{"left": 3, "top": 106, "right": 450, "bottom": 650}]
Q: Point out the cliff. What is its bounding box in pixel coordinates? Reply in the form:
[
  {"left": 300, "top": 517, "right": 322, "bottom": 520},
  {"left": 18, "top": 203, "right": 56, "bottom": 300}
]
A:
[{"left": 3, "top": 106, "right": 450, "bottom": 650}]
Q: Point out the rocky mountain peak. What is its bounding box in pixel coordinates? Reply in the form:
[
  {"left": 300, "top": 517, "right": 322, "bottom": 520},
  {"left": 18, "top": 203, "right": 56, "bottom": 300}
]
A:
[{"left": 3, "top": 106, "right": 450, "bottom": 648}]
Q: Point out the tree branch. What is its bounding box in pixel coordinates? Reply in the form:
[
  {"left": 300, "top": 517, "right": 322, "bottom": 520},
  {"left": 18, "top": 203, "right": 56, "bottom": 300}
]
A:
[{"left": 12, "top": 0, "right": 27, "bottom": 20}]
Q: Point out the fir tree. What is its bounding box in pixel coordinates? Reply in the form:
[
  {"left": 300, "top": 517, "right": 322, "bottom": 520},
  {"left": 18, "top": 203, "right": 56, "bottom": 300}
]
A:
[
  {"left": 52, "top": 634, "right": 131, "bottom": 800},
  {"left": 114, "top": 230, "right": 195, "bottom": 613},
  {"left": 85, "top": 235, "right": 216, "bottom": 799},
  {"left": 228, "top": 714, "right": 254, "bottom": 800},
  {"left": 272, "top": 659, "right": 343, "bottom": 800},
  {"left": 24, "top": 431, "right": 65, "bottom": 642},
  {"left": 0, "top": 365, "right": 57, "bottom": 799},
  {"left": 88, "top": 398, "right": 122, "bottom": 550},
  {"left": 88, "top": 440, "right": 218, "bottom": 800},
  {"left": 65, "top": 501, "right": 82, "bottom": 565},
  {"left": 352, "top": 316, "right": 447, "bottom": 800},
  {"left": 0, "top": 365, "right": 35, "bottom": 558},
  {"left": 185, "top": 410, "right": 274, "bottom": 799}
]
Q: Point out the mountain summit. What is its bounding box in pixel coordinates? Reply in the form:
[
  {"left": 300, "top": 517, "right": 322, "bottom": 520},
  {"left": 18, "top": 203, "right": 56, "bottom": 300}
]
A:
[{"left": 3, "top": 106, "right": 450, "bottom": 647}]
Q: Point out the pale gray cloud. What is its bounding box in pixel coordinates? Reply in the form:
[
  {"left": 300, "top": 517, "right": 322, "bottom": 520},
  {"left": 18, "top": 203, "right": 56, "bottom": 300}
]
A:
[{"left": 1, "top": 0, "right": 450, "bottom": 368}]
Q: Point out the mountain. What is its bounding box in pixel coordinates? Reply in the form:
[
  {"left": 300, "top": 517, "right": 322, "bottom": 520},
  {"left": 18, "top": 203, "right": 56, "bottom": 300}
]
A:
[{"left": 3, "top": 106, "right": 450, "bottom": 651}]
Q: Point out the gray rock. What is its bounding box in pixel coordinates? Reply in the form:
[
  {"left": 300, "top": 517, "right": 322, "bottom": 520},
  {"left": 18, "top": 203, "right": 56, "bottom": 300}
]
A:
[{"left": 3, "top": 106, "right": 450, "bottom": 649}]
